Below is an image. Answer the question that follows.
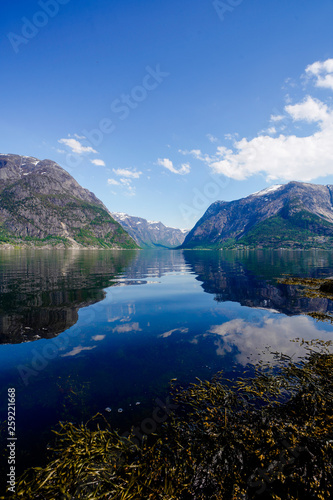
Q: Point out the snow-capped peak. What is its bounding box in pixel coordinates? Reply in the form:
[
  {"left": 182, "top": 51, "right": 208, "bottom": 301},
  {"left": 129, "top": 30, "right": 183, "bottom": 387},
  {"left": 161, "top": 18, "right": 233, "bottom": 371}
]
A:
[
  {"left": 250, "top": 185, "right": 283, "bottom": 197},
  {"left": 112, "top": 212, "right": 129, "bottom": 221}
]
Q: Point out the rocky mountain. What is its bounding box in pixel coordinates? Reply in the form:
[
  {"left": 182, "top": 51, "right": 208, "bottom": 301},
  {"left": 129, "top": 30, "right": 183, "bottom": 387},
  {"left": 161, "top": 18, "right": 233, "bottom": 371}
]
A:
[
  {"left": 0, "top": 154, "right": 138, "bottom": 249},
  {"left": 111, "top": 212, "right": 188, "bottom": 248},
  {"left": 181, "top": 181, "right": 333, "bottom": 249}
]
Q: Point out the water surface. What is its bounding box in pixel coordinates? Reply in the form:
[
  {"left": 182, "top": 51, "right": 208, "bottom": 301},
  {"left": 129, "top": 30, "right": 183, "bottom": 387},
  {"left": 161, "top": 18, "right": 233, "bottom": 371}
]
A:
[{"left": 1, "top": 248, "right": 333, "bottom": 482}]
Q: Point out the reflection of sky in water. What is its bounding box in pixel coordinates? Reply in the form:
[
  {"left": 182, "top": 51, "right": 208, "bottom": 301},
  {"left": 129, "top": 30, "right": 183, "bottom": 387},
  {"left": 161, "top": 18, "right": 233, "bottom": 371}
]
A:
[
  {"left": 1, "top": 249, "right": 333, "bottom": 475},
  {"left": 5, "top": 269, "right": 330, "bottom": 382},
  {"left": 1, "top": 254, "right": 333, "bottom": 382},
  {"left": 208, "top": 314, "right": 332, "bottom": 365}
]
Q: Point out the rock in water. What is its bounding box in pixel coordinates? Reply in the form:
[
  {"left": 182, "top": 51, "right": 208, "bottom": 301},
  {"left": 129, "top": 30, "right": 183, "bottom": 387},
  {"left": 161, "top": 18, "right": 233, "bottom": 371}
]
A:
[{"left": 319, "top": 280, "right": 333, "bottom": 294}]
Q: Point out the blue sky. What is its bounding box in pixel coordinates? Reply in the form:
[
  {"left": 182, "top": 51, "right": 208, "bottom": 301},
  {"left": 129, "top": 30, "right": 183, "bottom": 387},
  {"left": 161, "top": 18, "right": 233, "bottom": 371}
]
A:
[{"left": 1, "top": 0, "right": 333, "bottom": 229}]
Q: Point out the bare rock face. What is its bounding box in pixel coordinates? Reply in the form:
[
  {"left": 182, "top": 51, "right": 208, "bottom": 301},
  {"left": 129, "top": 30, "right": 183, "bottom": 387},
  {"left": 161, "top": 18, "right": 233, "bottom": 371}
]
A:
[
  {"left": 181, "top": 182, "right": 333, "bottom": 249},
  {"left": 112, "top": 212, "right": 188, "bottom": 248},
  {"left": 0, "top": 154, "right": 138, "bottom": 249}
]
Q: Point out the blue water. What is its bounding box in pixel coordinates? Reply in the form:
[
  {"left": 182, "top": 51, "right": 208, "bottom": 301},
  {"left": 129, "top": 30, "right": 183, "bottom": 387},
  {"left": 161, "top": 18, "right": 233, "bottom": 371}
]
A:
[{"left": 1, "top": 248, "right": 333, "bottom": 481}]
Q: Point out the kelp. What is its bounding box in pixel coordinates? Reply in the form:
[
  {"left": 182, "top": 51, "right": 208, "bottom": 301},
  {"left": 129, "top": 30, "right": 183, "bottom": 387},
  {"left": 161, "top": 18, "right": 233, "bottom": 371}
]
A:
[
  {"left": 278, "top": 276, "right": 333, "bottom": 323},
  {"left": 5, "top": 339, "right": 333, "bottom": 500},
  {"left": 278, "top": 276, "right": 333, "bottom": 299},
  {"left": 307, "top": 311, "right": 333, "bottom": 323}
]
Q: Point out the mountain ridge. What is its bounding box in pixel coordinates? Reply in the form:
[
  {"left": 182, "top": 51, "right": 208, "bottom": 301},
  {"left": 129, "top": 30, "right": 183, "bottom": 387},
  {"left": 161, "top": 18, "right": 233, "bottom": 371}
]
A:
[
  {"left": 180, "top": 181, "right": 333, "bottom": 249},
  {"left": 0, "top": 154, "right": 138, "bottom": 249},
  {"left": 111, "top": 212, "right": 188, "bottom": 248}
]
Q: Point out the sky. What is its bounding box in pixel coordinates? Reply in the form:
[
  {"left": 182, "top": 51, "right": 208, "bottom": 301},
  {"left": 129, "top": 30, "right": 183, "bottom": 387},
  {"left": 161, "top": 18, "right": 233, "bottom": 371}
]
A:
[{"left": 1, "top": 0, "right": 333, "bottom": 229}]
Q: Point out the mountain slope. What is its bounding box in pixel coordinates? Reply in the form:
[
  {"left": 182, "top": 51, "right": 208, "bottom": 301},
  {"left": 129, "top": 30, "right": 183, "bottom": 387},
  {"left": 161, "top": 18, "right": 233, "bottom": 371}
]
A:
[
  {"left": 0, "top": 154, "right": 138, "bottom": 249},
  {"left": 180, "top": 182, "right": 333, "bottom": 249},
  {"left": 112, "top": 212, "right": 188, "bottom": 248}
]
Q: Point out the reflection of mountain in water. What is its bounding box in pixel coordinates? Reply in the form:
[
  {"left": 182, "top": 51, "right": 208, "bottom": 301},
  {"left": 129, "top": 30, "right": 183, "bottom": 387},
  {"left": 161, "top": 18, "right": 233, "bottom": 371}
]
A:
[
  {"left": 4, "top": 248, "right": 333, "bottom": 344},
  {"left": 183, "top": 250, "right": 333, "bottom": 316},
  {"left": 0, "top": 250, "right": 137, "bottom": 343},
  {"left": 111, "top": 249, "right": 190, "bottom": 280}
]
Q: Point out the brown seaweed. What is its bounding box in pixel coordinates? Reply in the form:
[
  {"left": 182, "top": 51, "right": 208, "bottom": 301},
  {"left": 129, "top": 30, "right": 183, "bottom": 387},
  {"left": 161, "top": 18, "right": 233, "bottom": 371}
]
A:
[{"left": 4, "top": 339, "right": 333, "bottom": 500}]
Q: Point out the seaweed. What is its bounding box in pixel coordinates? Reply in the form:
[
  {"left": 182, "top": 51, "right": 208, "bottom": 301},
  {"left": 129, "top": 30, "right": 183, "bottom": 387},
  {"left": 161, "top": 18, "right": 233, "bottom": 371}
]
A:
[
  {"left": 5, "top": 339, "right": 333, "bottom": 500},
  {"left": 278, "top": 276, "right": 333, "bottom": 298}
]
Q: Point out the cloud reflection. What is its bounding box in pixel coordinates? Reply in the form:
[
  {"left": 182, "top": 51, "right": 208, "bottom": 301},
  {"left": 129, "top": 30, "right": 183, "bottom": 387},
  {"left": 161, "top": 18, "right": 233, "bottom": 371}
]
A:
[
  {"left": 159, "top": 327, "right": 189, "bottom": 338},
  {"left": 91, "top": 335, "right": 106, "bottom": 341},
  {"left": 112, "top": 322, "right": 142, "bottom": 333},
  {"left": 208, "top": 315, "right": 333, "bottom": 366},
  {"left": 62, "top": 345, "right": 97, "bottom": 357}
]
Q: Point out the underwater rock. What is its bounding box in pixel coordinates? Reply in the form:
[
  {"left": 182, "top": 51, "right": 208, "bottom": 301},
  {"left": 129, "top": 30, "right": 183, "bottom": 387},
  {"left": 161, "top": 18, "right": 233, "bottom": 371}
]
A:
[{"left": 319, "top": 280, "right": 333, "bottom": 293}]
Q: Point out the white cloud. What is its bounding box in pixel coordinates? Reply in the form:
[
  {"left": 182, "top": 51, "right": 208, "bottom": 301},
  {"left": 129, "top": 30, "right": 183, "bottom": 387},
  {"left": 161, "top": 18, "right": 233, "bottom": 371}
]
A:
[
  {"left": 157, "top": 158, "right": 190, "bottom": 175},
  {"left": 107, "top": 176, "right": 137, "bottom": 196},
  {"left": 113, "top": 168, "right": 142, "bottom": 178},
  {"left": 209, "top": 126, "right": 333, "bottom": 182},
  {"left": 181, "top": 59, "right": 333, "bottom": 182},
  {"left": 119, "top": 178, "right": 131, "bottom": 185},
  {"left": 107, "top": 178, "right": 120, "bottom": 185},
  {"left": 270, "top": 114, "right": 284, "bottom": 122},
  {"left": 282, "top": 77, "right": 298, "bottom": 89},
  {"left": 91, "top": 159, "right": 106, "bottom": 166},
  {"left": 306, "top": 58, "right": 333, "bottom": 90},
  {"left": 181, "top": 147, "right": 225, "bottom": 164},
  {"left": 260, "top": 126, "right": 277, "bottom": 135},
  {"left": 74, "top": 133, "right": 86, "bottom": 139},
  {"left": 58, "top": 138, "right": 97, "bottom": 155},
  {"left": 179, "top": 149, "right": 203, "bottom": 160},
  {"left": 224, "top": 133, "right": 239, "bottom": 141},
  {"left": 207, "top": 134, "right": 218, "bottom": 143},
  {"left": 285, "top": 96, "right": 329, "bottom": 125}
]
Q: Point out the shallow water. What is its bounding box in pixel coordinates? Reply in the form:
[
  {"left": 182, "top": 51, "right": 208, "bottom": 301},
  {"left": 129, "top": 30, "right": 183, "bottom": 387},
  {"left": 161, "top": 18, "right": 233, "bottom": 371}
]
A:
[{"left": 1, "top": 248, "right": 333, "bottom": 482}]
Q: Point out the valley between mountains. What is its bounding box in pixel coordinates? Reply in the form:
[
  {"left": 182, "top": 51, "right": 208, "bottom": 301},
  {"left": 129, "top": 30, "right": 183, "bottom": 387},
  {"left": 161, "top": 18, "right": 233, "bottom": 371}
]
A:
[{"left": 2, "top": 154, "right": 333, "bottom": 250}]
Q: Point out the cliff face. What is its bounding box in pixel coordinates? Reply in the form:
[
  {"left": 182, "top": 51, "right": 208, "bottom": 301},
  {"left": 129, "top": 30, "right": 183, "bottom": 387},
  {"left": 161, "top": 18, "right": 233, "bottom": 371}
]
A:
[
  {"left": 0, "top": 154, "right": 138, "bottom": 249},
  {"left": 112, "top": 212, "right": 188, "bottom": 248},
  {"left": 181, "top": 182, "right": 333, "bottom": 249}
]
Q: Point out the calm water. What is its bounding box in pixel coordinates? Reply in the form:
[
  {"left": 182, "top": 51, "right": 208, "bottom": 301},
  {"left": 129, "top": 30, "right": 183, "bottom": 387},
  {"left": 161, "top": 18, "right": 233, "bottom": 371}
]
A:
[{"left": 1, "top": 248, "right": 333, "bottom": 484}]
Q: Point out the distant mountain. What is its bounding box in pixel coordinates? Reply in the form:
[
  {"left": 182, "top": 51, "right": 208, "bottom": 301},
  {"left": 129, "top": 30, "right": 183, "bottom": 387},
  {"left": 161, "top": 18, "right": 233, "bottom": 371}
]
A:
[
  {"left": 180, "top": 181, "right": 333, "bottom": 249},
  {"left": 0, "top": 154, "right": 138, "bottom": 249},
  {"left": 112, "top": 212, "right": 188, "bottom": 248}
]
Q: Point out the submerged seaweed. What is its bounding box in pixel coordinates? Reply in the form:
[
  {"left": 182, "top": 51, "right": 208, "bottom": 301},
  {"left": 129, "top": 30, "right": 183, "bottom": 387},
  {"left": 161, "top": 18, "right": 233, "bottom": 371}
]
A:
[
  {"left": 278, "top": 276, "right": 333, "bottom": 299},
  {"left": 4, "top": 339, "right": 333, "bottom": 500},
  {"left": 278, "top": 276, "right": 333, "bottom": 324}
]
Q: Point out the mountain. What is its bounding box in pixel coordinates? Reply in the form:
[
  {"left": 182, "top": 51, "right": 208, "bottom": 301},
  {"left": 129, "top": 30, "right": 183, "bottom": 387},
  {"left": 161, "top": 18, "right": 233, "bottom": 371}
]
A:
[
  {"left": 0, "top": 154, "right": 138, "bottom": 249},
  {"left": 180, "top": 181, "right": 333, "bottom": 249},
  {"left": 111, "top": 212, "right": 188, "bottom": 248}
]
